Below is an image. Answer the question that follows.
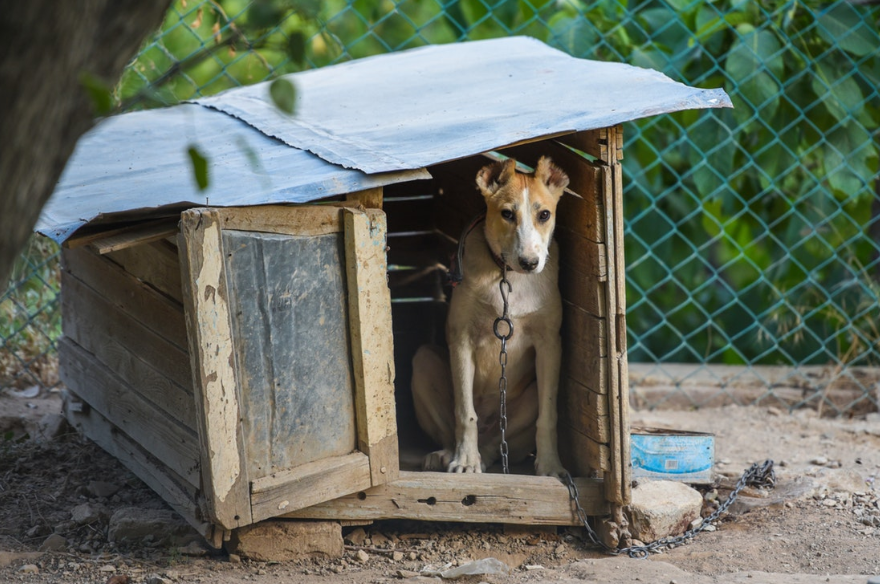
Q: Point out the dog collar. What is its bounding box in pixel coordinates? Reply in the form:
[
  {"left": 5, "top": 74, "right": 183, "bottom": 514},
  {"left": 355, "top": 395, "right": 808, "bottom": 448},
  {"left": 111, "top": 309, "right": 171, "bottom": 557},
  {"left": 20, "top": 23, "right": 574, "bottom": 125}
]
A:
[{"left": 448, "top": 211, "right": 511, "bottom": 288}]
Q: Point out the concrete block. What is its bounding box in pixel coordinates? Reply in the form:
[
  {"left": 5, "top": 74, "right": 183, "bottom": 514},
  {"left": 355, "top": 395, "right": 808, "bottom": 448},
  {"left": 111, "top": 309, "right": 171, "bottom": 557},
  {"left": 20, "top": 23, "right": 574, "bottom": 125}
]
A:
[
  {"left": 226, "top": 520, "right": 343, "bottom": 562},
  {"left": 626, "top": 480, "right": 703, "bottom": 542}
]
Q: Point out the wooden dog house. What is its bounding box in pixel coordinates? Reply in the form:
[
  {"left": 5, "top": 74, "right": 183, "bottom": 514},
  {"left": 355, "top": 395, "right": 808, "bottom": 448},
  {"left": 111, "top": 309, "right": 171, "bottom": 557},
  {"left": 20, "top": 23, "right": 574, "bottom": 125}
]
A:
[{"left": 38, "top": 38, "right": 730, "bottom": 547}]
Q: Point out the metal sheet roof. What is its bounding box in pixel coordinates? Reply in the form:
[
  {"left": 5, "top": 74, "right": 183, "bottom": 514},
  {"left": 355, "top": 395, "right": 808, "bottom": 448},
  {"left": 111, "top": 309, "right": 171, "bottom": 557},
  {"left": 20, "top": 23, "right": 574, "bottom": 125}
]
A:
[
  {"left": 195, "top": 36, "right": 732, "bottom": 173},
  {"left": 38, "top": 37, "right": 731, "bottom": 243},
  {"left": 37, "top": 105, "right": 427, "bottom": 243}
]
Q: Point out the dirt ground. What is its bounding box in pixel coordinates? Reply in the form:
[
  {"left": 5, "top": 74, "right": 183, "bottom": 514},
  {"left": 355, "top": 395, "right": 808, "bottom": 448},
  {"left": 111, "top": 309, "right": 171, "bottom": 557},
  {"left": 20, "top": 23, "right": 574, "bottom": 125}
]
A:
[{"left": 1, "top": 393, "right": 879, "bottom": 584}]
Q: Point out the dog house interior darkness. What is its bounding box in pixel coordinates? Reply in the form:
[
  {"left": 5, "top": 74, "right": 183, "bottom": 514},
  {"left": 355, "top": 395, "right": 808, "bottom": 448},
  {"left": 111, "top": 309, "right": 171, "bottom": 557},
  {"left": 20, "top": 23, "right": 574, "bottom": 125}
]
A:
[{"left": 38, "top": 38, "right": 731, "bottom": 547}]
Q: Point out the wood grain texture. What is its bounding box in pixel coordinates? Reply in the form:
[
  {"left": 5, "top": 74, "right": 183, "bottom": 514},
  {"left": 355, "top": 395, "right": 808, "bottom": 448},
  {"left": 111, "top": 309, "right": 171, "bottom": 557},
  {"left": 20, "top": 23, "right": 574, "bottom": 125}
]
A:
[
  {"left": 58, "top": 338, "right": 200, "bottom": 487},
  {"left": 61, "top": 247, "right": 188, "bottom": 350},
  {"left": 250, "top": 452, "right": 372, "bottom": 522},
  {"left": 282, "top": 471, "right": 609, "bottom": 525},
  {"left": 179, "top": 208, "right": 252, "bottom": 529},
  {"left": 557, "top": 128, "right": 615, "bottom": 163},
  {"left": 599, "top": 127, "right": 630, "bottom": 505},
  {"left": 60, "top": 269, "right": 194, "bottom": 403},
  {"left": 343, "top": 208, "right": 399, "bottom": 486},
  {"left": 89, "top": 219, "right": 179, "bottom": 254},
  {"left": 106, "top": 240, "right": 183, "bottom": 303},
  {"left": 214, "top": 205, "right": 343, "bottom": 236},
  {"left": 62, "top": 389, "right": 211, "bottom": 540},
  {"left": 346, "top": 187, "right": 384, "bottom": 209}
]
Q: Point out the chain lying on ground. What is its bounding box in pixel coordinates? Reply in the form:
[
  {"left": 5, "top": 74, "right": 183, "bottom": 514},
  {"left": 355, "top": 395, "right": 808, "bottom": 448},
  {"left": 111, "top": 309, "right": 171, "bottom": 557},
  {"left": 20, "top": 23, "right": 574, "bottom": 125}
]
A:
[
  {"left": 563, "top": 460, "right": 776, "bottom": 558},
  {"left": 491, "top": 264, "right": 777, "bottom": 558},
  {"left": 493, "top": 264, "right": 514, "bottom": 475}
]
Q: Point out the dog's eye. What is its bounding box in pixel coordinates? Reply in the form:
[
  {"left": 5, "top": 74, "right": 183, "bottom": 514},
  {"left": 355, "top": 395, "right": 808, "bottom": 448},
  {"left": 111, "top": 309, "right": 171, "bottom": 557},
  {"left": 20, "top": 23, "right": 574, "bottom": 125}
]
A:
[
  {"left": 501, "top": 209, "right": 514, "bottom": 221},
  {"left": 538, "top": 210, "right": 551, "bottom": 223}
]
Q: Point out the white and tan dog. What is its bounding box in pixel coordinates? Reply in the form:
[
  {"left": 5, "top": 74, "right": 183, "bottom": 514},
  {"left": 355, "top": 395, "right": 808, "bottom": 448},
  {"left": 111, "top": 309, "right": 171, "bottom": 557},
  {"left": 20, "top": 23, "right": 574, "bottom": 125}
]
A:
[{"left": 411, "top": 156, "right": 569, "bottom": 476}]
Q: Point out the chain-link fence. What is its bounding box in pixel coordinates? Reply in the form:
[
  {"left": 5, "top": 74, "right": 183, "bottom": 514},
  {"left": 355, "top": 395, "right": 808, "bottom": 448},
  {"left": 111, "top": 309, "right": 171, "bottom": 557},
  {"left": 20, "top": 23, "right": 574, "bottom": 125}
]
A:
[{"left": 3, "top": 0, "right": 879, "bottom": 415}]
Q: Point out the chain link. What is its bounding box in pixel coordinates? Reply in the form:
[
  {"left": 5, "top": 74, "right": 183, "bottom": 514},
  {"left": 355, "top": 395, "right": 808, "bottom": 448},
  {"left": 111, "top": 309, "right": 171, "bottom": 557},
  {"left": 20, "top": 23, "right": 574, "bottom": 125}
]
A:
[
  {"left": 563, "top": 460, "right": 776, "bottom": 558},
  {"left": 493, "top": 263, "right": 514, "bottom": 475}
]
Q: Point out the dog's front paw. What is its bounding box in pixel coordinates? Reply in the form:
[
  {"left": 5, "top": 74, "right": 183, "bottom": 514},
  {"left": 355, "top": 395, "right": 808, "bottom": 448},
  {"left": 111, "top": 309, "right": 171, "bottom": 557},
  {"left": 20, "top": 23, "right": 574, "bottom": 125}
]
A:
[
  {"left": 535, "top": 456, "right": 567, "bottom": 478},
  {"left": 448, "top": 446, "right": 483, "bottom": 473},
  {"left": 423, "top": 449, "right": 454, "bottom": 471}
]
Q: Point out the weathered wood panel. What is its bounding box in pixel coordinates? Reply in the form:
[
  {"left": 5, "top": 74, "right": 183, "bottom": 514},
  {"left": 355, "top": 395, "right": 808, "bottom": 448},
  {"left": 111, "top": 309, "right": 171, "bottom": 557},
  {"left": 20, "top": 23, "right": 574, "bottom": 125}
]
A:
[
  {"left": 556, "top": 127, "right": 623, "bottom": 163},
  {"left": 222, "top": 229, "right": 357, "bottom": 480},
  {"left": 62, "top": 391, "right": 211, "bottom": 540},
  {"left": 284, "top": 471, "right": 608, "bottom": 525},
  {"left": 89, "top": 219, "right": 179, "bottom": 255},
  {"left": 250, "top": 452, "right": 372, "bottom": 523},
  {"left": 106, "top": 240, "right": 183, "bottom": 303},
  {"left": 346, "top": 186, "right": 383, "bottom": 209},
  {"left": 61, "top": 271, "right": 194, "bottom": 397},
  {"left": 559, "top": 421, "right": 610, "bottom": 475},
  {"left": 344, "top": 208, "right": 399, "bottom": 486},
  {"left": 554, "top": 227, "right": 606, "bottom": 281},
  {"left": 59, "top": 338, "right": 200, "bottom": 487},
  {"left": 216, "top": 205, "right": 343, "bottom": 236},
  {"left": 179, "top": 208, "right": 253, "bottom": 529},
  {"left": 561, "top": 376, "right": 609, "bottom": 444},
  {"left": 61, "top": 247, "right": 188, "bottom": 350}
]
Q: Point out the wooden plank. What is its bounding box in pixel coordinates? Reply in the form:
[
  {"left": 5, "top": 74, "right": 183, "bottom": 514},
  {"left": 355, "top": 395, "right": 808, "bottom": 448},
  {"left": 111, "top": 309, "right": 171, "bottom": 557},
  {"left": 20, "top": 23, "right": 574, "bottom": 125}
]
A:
[
  {"left": 346, "top": 186, "right": 383, "bottom": 209},
  {"left": 89, "top": 219, "right": 180, "bottom": 255},
  {"left": 283, "top": 471, "right": 609, "bottom": 524},
  {"left": 250, "top": 452, "right": 372, "bottom": 523},
  {"left": 559, "top": 422, "right": 610, "bottom": 475},
  {"left": 558, "top": 262, "right": 606, "bottom": 319},
  {"left": 343, "top": 208, "right": 400, "bottom": 486},
  {"left": 61, "top": 270, "right": 194, "bottom": 395},
  {"left": 106, "top": 240, "right": 183, "bottom": 303},
  {"left": 64, "top": 218, "right": 179, "bottom": 250},
  {"left": 557, "top": 128, "right": 610, "bottom": 163},
  {"left": 214, "top": 205, "right": 343, "bottom": 236},
  {"left": 61, "top": 247, "right": 187, "bottom": 350},
  {"left": 62, "top": 390, "right": 212, "bottom": 540},
  {"left": 555, "top": 227, "right": 606, "bottom": 281},
  {"left": 562, "top": 301, "right": 606, "bottom": 359},
  {"left": 58, "top": 338, "right": 200, "bottom": 487},
  {"left": 179, "top": 208, "right": 253, "bottom": 529},
  {"left": 561, "top": 375, "right": 609, "bottom": 444},
  {"left": 608, "top": 130, "right": 631, "bottom": 505},
  {"left": 598, "top": 135, "right": 628, "bottom": 505},
  {"left": 222, "top": 229, "right": 357, "bottom": 480}
]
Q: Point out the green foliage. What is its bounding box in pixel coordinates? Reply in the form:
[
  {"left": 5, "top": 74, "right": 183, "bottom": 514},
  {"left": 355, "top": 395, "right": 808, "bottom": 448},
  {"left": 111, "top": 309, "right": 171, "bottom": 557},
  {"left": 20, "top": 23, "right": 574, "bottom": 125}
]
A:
[
  {"left": 269, "top": 77, "right": 296, "bottom": 114},
  {"left": 115, "top": 0, "right": 879, "bottom": 367},
  {"left": 187, "top": 145, "right": 210, "bottom": 190}
]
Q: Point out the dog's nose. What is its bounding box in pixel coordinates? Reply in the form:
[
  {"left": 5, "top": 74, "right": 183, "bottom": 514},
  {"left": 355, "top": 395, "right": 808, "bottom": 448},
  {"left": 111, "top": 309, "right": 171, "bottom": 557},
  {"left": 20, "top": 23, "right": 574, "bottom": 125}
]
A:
[{"left": 519, "top": 257, "right": 539, "bottom": 271}]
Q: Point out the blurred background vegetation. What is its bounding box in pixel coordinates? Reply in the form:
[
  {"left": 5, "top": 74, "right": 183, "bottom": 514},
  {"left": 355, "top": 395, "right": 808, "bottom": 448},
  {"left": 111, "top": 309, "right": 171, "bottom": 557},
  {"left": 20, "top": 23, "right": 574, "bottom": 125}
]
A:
[{"left": 3, "top": 0, "right": 879, "bottom": 410}]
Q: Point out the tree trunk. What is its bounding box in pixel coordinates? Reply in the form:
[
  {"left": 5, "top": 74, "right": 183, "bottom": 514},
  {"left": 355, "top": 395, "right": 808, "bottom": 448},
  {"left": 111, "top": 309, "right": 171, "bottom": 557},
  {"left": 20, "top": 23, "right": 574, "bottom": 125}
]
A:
[{"left": 0, "top": 0, "right": 173, "bottom": 290}]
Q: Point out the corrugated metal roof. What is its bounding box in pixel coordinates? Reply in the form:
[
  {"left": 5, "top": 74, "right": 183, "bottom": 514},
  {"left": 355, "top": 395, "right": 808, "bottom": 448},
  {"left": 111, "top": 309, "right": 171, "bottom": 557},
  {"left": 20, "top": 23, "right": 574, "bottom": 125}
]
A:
[
  {"left": 38, "top": 37, "right": 731, "bottom": 243},
  {"left": 37, "top": 105, "right": 427, "bottom": 243},
  {"left": 195, "top": 36, "right": 731, "bottom": 173}
]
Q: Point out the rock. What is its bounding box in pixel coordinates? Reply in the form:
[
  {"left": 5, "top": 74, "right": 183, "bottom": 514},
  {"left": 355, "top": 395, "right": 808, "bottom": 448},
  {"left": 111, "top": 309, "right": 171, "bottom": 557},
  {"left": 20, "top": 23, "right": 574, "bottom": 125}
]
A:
[
  {"left": 810, "top": 456, "right": 829, "bottom": 466},
  {"left": 370, "top": 532, "right": 391, "bottom": 547},
  {"left": 145, "top": 575, "right": 172, "bottom": 584},
  {"left": 344, "top": 527, "right": 367, "bottom": 546},
  {"left": 71, "top": 502, "right": 105, "bottom": 525},
  {"left": 39, "top": 533, "right": 67, "bottom": 552},
  {"left": 228, "top": 553, "right": 241, "bottom": 564},
  {"left": 626, "top": 480, "right": 703, "bottom": 542},
  {"left": 88, "top": 481, "right": 121, "bottom": 499},
  {"left": 108, "top": 507, "right": 200, "bottom": 546},
  {"left": 392, "top": 551, "right": 404, "bottom": 561},
  {"left": 355, "top": 549, "right": 370, "bottom": 563},
  {"left": 100, "top": 564, "right": 117, "bottom": 573},
  {"left": 397, "top": 569, "right": 420, "bottom": 578},
  {"left": 179, "top": 540, "right": 211, "bottom": 556},
  {"left": 36, "top": 413, "right": 69, "bottom": 440},
  {"left": 18, "top": 564, "right": 39, "bottom": 574},
  {"left": 226, "top": 520, "right": 343, "bottom": 562}
]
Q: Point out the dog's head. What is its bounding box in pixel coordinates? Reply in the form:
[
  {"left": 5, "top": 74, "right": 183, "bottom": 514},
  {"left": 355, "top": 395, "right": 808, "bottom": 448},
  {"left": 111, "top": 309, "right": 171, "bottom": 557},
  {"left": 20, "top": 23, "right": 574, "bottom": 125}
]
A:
[{"left": 476, "top": 156, "right": 569, "bottom": 274}]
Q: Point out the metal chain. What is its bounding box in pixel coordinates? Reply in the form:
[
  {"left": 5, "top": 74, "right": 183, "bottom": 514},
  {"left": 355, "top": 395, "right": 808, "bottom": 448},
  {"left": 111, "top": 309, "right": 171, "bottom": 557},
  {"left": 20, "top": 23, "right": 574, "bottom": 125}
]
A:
[
  {"left": 563, "top": 460, "right": 776, "bottom": 558},
  {"left": 493, "top": 263, "right": 513, "bottom": 475},
  {"left": 490, "top": 263, "right": 776, "bottom": 557}
]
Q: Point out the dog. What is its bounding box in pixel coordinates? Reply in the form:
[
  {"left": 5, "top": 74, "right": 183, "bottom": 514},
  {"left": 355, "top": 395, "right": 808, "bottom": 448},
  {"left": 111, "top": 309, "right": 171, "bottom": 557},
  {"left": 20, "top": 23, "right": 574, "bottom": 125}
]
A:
[{"left": 411, "top": 156, "right": 569, "bottom": 476}]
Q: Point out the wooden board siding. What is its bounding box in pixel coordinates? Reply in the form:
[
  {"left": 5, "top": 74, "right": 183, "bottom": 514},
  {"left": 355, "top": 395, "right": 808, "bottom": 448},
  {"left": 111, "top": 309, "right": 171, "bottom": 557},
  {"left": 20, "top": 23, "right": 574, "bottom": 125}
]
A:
[{"left": 284, "top": 471, "right": 609, "bottom": 525}]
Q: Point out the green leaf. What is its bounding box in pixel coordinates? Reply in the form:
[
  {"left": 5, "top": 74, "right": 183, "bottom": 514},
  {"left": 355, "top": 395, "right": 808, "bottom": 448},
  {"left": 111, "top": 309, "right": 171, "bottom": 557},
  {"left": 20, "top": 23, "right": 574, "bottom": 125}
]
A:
[
  {"left": 187, "top": 146, "right": 209, "bottom": 191},
  {"left": 817, "top": 4, "right": 879, "bottom": 57},
  {"left": 823, "top": 122, "right": 878, "bottom": 196},
  {"left": 286, "top": 31, "right": 307, "bottom": 66},
  {"left": 725, "top": 27, "right": 783, "bottom": 123},
  {"left": 811, "top": 60, "right": 866, "bottom": 124},
  {"left": 78, "top": 71, "right": 114, "bottom": 116},
  {"left": 269, "top": 78, "right": 297, "bottom": 115},
  {"left": 247, "top": 0, "right": 283, "bottom": 29}
]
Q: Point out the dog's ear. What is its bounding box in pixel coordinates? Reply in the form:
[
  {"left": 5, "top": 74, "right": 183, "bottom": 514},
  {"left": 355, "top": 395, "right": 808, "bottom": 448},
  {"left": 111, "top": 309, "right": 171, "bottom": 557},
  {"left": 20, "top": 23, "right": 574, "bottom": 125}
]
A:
[
  {"left": 476, "top": 159, "right": 516, "bottom": 198},
  {"left": 535, "top": 156, "right": 569, "bottom": 197}
]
